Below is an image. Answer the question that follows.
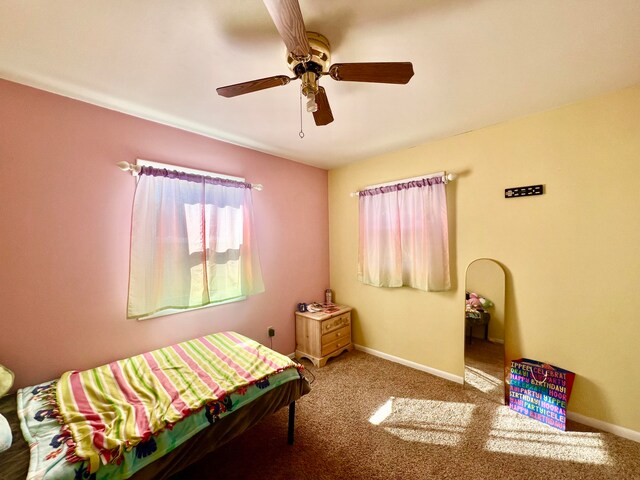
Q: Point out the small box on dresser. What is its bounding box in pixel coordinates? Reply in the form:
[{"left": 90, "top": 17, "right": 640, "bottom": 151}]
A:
[{"left": 295, "top": 305, "right": 353, "bottom": 367}]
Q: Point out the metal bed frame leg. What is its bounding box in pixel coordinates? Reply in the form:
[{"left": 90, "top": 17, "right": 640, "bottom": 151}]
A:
[{"left": 287, "top": 401, "right": 295, "bottom": 445}]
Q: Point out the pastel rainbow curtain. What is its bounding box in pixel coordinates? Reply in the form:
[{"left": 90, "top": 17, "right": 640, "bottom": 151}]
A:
[
  {"left": 127, "top": 166, "right": 264, "bottom": 319},
  {"left": 358, "top": 176, "right": 450, "bottom": 291}
]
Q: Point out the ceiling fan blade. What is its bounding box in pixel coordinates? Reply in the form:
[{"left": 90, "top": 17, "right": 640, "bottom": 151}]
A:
[
  {"left": 216, "top": 75, "right": 291, "bottom": 98},
  {"left": 263, "top": 0, "right": 311, "bottom": 58},
  {"left": 328, "top": 62, "right": 414, "bottom": 84},
  {"left": 313, "top": 87, "right": 334, "bottom": 126}
]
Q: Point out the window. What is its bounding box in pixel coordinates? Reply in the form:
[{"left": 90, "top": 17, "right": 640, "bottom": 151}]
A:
[
  {"left": 127, "top": 160, "right": 264, "bottom": 319},
  {"left": 358, "top": 176, "right": 450, "bottom": 292}
]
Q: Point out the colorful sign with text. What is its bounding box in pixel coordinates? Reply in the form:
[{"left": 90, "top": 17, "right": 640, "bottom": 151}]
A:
[{"left": 509, "top": 358, "right": 575, "bottom": 431}]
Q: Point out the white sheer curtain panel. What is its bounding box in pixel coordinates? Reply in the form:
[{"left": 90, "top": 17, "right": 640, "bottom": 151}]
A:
[
  {"left": 127, "top": 167, "right": 264, "bottom": 319},
  {"left": 358, "top": 177, "right": 450, "bottom": 291}
]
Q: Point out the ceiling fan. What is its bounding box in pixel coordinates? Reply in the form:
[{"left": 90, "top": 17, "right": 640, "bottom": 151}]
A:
[{"left": 216, "top": 0, "right": 414, "bottom": 126}]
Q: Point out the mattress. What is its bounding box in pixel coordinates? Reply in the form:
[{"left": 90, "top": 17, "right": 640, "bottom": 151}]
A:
[
  {"left": 16, "top": 367, "right": 305, "bottom": 480},
  {"left": 6, "top": 332, "right": 310, "bottom": 480}
]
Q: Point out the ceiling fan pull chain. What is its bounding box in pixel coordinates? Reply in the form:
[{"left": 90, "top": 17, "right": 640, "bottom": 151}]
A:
[{"left": 299, "top": 86, "right": 305, "bottom": 138}]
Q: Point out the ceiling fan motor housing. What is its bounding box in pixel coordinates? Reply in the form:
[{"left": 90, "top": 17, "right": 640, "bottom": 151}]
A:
[{"left": 287, "top": 31, "right": 331, "bottom": 80}]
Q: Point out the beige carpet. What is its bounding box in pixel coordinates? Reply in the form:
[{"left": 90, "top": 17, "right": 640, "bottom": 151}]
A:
[{"left": 174, "top": 350, "right": 640, "bottom": 479}]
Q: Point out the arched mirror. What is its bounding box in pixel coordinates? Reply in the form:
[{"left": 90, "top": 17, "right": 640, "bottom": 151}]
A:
[{"left": 464, "top": 258, "right": 506, "bottom": 404}]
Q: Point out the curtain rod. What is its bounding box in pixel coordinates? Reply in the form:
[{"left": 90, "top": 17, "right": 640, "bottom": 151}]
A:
[
  {"left": 116, "top": 161, "right": 263, "bottom": 191},
  {"left": 349, "top": 171, "right": 457, "bottom": 197}
]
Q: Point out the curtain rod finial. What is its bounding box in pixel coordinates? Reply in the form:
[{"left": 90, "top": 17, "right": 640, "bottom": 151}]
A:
[
  {"left": 117, "top": 161, "right": 131, "bottom": 171},
  {"left": 117, "top": 161, "right": 141, "bottom": 176},
  {"left": 445, "top": 172, "right": 458, "bottom": 183}
]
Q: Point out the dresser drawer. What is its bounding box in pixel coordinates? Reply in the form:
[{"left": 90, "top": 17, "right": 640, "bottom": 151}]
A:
[
  {"left": 321, "top": 325, "right": 350, "bottom": 347},
  {"left": 321, "top": 313, "right": 350, "bottom": 334},
  {"left": 321, "top": 335, "right": 351, "bottom": 356}
]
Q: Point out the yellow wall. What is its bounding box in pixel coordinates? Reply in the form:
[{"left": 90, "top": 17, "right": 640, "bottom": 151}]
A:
[{"left": 328, "top": 84, "right": 640, "bottom": 432}]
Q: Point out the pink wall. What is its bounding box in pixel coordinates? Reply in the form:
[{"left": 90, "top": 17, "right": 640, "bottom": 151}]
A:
[{"left": 0, "top": 79, "right": 329, "bottom": 389}]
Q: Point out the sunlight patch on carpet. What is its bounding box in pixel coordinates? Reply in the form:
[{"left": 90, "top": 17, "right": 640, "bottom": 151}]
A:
[
  {"left": 369, "top": 397, "right": 476, "bottom": 446},
  {"left": 369, "top": 397, "right": 394, "bottom": 425},
  {"left": 485, "top": 408, "right": 611, "bottom": 465}
]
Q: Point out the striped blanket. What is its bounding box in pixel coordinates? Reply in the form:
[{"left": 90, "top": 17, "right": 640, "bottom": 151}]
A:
[{"left": 55, "top": 331, "right": 301, "bottom": 473}]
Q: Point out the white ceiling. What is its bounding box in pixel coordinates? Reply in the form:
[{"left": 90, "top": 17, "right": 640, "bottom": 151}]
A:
[{"left": 1, "top": 1, "right": 639, "bottom": 169}]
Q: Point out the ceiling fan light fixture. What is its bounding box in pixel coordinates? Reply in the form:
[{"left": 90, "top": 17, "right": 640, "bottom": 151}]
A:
[
  {"left": 301, "top": 71, "right": 319, "bottom": 112},
  {"left": 305, "top": 92, "right": 318, "bottom": 112}
]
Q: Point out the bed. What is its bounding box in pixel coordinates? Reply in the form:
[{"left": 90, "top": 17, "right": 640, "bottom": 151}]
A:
[{"left": 0, "top": 331, "right": 310, "bottom": 479}]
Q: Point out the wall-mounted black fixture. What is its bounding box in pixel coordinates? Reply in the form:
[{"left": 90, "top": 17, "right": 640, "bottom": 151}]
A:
[{"left": 505, "top": 184, "right": 544, "bottom": 198}]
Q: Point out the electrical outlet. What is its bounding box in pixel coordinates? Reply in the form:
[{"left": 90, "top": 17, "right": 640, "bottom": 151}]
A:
[{"left": 268, "top": 327, "right": 275, "bottom": 337}]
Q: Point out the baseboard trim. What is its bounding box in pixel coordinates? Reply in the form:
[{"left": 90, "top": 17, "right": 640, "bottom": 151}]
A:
[
  {"left": 354, "top": 344, "right": 464, "bottom": 384},
  {"left": 567, "top": 411, "right": 640, "bottom": 443}
]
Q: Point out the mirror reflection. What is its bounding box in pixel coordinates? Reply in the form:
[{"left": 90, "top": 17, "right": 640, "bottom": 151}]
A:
[{"left": 464, "top": 258, "right": 506, "bottom": 404}]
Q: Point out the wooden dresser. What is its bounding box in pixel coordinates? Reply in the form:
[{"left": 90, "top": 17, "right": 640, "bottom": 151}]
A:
[{"left": 295, "top": 305, "right": 353, "bottom": 367}]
